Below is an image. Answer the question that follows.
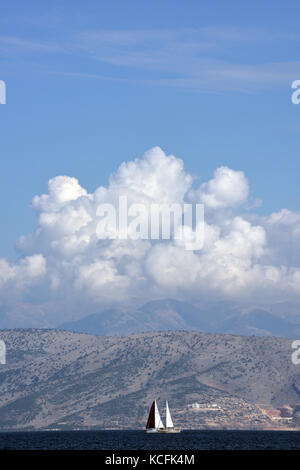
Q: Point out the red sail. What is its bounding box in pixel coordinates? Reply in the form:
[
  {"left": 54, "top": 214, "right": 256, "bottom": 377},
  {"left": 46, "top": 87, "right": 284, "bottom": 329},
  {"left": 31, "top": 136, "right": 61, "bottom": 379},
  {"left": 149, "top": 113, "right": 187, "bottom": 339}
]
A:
[{"left": 146, "top": 401, "right": 155, "bottom": 429}]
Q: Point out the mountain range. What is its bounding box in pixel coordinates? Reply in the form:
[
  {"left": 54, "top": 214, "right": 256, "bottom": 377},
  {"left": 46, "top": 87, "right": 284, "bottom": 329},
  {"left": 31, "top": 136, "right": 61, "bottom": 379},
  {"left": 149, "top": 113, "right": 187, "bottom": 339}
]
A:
[{"left": 59, "top": 299, "right": 300, "bottom": 338}]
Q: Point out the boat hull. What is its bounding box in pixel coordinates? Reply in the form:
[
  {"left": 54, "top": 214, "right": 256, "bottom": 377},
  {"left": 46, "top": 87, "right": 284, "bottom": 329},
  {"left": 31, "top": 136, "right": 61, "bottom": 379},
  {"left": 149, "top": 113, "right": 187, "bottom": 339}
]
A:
[
  {"left": 146, "top": 428, "right": 181, "bottom": 433},
  {"left": 157, "top": 428, "right": 181, "bottom": 433}
]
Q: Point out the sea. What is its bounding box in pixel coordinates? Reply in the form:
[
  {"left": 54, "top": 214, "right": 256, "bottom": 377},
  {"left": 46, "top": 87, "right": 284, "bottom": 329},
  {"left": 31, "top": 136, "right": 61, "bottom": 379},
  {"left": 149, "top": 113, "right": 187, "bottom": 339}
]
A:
[{"left": 0, "top": 430, "right": 299, "bottom": 450}]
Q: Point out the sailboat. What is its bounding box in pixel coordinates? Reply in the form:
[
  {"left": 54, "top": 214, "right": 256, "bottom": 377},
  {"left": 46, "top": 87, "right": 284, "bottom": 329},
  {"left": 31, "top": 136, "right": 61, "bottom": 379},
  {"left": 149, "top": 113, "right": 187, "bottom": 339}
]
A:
[{"left": 146, "top": 400, "right": 181, "bottom": 433}]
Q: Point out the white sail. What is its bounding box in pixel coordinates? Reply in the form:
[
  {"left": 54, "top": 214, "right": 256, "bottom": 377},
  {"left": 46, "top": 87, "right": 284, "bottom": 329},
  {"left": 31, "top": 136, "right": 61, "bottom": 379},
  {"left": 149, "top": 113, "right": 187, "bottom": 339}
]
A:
[
  {"left": 154, "top": 400, "right": 164, "bottom": 429},
  {"left": 165, "top": 401, "right": 174, "bottom": 428}
]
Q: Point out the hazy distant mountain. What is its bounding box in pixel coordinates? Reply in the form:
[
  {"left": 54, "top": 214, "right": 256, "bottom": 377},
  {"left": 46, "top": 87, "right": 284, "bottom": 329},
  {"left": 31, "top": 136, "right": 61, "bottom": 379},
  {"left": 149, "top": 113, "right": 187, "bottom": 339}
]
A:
[
  {"left": 0, "top": 329, "right": 299, "bottom": 431},
  {"left": 59, "top": 299, "right": 300, "bottom": 338},
  {"left": 269, "top": 302, "right": 300, "bottom": 321},
  {"left": 59, "top": 299, "right": 202, "bottom": 335},
  {"left": 218, "top": 308, "right": 300, "bottom": 337}
]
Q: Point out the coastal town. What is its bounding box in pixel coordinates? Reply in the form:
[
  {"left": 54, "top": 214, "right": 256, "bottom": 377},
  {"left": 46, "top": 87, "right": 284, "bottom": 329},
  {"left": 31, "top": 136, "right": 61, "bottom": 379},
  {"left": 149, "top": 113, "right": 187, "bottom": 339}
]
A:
[{"left": 169, "top": 399, "right": 298, "bottom": 430}]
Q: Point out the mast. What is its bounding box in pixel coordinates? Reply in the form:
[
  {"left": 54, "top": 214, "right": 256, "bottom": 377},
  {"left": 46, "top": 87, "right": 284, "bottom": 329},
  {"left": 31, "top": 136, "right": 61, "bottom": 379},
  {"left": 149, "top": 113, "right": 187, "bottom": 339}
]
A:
[{"left": 165, "top": 400, "right": 174, "bottom": 428}]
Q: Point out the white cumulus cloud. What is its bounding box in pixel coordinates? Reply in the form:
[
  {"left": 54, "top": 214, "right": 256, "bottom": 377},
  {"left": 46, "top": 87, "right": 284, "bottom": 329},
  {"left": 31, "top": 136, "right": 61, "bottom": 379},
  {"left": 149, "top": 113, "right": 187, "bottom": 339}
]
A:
[{"left": 193, "top": 166, "right": 249, "bottom": 209}]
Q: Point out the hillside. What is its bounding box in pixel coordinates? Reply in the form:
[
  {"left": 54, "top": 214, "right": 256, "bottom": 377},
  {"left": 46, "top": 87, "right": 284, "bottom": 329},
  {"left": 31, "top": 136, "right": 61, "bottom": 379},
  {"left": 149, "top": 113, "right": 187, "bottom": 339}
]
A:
[{"left": 0, "top": 329, "right": 299, "bottom": 431}]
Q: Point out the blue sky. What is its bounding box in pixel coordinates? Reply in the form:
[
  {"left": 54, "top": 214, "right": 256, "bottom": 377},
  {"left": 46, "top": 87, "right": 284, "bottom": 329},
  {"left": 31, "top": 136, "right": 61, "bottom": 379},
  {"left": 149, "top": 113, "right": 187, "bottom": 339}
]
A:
[{"left": 0, "top": 0, "right": 300, "bottom": 262}]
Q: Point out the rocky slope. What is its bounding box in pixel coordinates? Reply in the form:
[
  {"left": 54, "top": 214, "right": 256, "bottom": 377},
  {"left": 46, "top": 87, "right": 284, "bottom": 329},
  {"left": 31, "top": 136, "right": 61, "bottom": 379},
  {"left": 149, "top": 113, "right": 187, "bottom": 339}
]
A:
[{"left": 0, "top": 329, "right": 299, "bottom": 431}]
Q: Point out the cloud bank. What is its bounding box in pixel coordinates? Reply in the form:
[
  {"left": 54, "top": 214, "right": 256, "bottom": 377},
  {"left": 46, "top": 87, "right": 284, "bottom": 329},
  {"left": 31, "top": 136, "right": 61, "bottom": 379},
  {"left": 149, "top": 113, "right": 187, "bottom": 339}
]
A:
[{"left": 1, "top": 146, "right": 300, "bottom": 327}]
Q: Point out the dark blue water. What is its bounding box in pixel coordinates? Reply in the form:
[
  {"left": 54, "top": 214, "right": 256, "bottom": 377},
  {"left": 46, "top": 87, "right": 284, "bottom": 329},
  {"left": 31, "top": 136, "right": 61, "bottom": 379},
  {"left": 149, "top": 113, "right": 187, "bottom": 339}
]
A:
[{"left": 0, "top": 430, "right": 299, "bottom": 450}]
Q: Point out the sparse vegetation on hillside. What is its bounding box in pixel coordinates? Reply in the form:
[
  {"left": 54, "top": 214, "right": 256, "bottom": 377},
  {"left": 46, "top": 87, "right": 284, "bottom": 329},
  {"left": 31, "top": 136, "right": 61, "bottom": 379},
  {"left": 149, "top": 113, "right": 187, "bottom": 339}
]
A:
[{"left": 0, "top": 329, "right": 299, "bottom": 430}]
